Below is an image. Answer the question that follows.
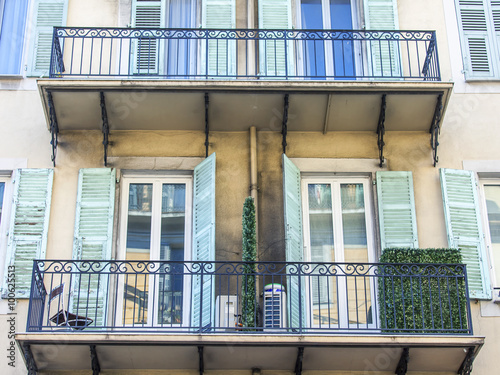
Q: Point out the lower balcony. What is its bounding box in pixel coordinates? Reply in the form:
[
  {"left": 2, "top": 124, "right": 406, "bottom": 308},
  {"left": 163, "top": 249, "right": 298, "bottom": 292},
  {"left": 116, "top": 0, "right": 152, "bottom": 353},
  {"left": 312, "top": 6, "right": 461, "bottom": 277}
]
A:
[{"left": 17, "top": 260, "right": 483, "bottom": 374}]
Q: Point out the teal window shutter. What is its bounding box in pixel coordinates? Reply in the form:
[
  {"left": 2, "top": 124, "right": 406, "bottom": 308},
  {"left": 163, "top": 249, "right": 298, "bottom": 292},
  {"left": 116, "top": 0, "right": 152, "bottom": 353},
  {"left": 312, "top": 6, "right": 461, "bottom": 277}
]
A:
[
  {"left": 71, "top": 168, "right": 116, "bottom": 326},
  {"left": 455, "top": 0, "right": 497, "bottom": 79},
  {"left": 202, "top": 0, "right": 236, "bottom": 76},
  {"left": 0, "top": 0, "right": 29, "bottom": 74},
  {"left": 282, "top": 154, "right": 306, "bottom": 329},
  {"left": 376, "top": 171, "right": 418, "bottom": 249},
  {"left": 3, "top": 169, "right": 53, "bottom": 298},
  {"left": 28, "top": 0, "right": 68, "bottom": 77},
  {"left": 131, "top": 0, "right": 165, "bottom": 75},
  {"left": 440, "top": 168, "right": 492, "bottom": 299},
  {"left": 363, "top": 0, "right": 401, "bottom": 78},
  {"left": 258, "top": 0, "right": 293, "bottom": 77},
  {"left": 191, "top": 153, "right": 216, "bottom": 330}
]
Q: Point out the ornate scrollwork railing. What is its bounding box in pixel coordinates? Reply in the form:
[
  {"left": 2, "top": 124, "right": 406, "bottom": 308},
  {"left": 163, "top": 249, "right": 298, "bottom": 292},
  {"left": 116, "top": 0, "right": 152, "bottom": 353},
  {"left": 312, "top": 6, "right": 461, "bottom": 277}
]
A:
[
  {"left": 27, "top": 259, "right": 471, "bottom": 335},
  {"left": 49, "top": 27, "right": 440, "bottom": 80}
]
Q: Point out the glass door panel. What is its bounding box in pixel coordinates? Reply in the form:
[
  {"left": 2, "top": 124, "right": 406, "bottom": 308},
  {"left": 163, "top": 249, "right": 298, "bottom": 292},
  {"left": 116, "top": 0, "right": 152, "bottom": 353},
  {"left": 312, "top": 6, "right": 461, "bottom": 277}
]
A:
[
  {"left": 330, "top": 0, "right": 355, "bottom": 78},
  {"left": 301, "top": 0, "right": 326, "bottom": 78},
  {"left": 124, "top": 183, "right": 153, "bottom": 325},
  {"left": 484, "top": 185, "right": 500, "bottom": 285}
]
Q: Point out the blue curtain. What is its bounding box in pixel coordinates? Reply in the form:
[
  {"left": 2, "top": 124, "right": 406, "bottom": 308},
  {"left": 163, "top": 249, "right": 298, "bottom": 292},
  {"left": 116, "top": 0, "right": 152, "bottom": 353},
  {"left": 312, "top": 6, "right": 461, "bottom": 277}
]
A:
[
  {"left": 166, "top": 0, "right": 196, "bottom": 77},
  {"left": 0, "top": 0, "right": 29, "bottom": 74}
]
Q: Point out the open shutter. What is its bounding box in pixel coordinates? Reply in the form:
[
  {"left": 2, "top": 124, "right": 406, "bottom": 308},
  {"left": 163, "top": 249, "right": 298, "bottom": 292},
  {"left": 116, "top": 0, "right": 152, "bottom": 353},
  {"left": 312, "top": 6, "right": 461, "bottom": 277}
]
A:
[
  {"left": 364, "top": 0, "right": 401, "bottom": 78},
  {"left": 132, "top": 0, "right": 165, "bottom": 75},
  {"left": 455, "top": 0, "right": 497, "bottom": 79},
  {"left": 202, "top": 0, "right": 236, "bottom": 77},
  {"left": 283, "top": 154, "right": 306, "bottom": 329},
  {"left": 440, "top": 168, "right": 491, "bottom": 299},
  {"left": 71, "top": 169, "right": 115, "bottom": 327},
  {"left": 29, "top": 0, "right": 67, "bottom": 77},
  {"left": 3, "top": 169, "right": 53, "bottom": 298},
  {"left": 0, "top": 0, "right": 29, "bottom": 74},
  {"left": 191, "top": 153, "right": 216, "bottom": 330},
  {"left": 258, "top": 0, "right": 293, "bottom": 77},
  {"left": 376, "top": 171, "right": 418, "bottom": 249}
]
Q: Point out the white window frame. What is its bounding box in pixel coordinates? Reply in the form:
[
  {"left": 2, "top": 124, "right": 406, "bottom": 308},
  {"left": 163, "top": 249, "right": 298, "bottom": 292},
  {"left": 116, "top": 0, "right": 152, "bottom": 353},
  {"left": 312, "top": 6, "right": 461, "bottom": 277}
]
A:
[
  {"left": 0, "top": 175, "right": 13, "bottom": 287},
  {"left": 478, "top": 178, "right": 500, "bottom": 290},
  {"left": 301, "top": 175, "right": 377, "bottom": 329},
  {"left": 116, "top": 174, "right": 193, "bottom": 328}
]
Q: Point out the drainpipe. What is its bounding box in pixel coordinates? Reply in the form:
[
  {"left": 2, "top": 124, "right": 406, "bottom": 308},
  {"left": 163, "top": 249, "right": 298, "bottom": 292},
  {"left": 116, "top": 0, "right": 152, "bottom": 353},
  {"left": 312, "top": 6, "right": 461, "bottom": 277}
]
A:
[{"left": 249, "top": 126, "right": 259, "bottom": 256}]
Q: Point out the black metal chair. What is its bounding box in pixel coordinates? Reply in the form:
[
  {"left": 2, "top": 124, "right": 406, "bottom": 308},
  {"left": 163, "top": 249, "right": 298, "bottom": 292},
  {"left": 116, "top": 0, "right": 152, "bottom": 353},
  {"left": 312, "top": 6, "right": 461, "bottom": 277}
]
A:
[{"left": 48, "top": 283, "right": 93, "bottom": 330}]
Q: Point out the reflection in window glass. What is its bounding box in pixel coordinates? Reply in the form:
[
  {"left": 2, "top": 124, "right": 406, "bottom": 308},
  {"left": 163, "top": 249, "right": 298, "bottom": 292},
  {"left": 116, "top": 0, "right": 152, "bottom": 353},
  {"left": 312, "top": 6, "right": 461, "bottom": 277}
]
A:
[{"left": 484, "top": 185, "right": 500, "bottom": 285}]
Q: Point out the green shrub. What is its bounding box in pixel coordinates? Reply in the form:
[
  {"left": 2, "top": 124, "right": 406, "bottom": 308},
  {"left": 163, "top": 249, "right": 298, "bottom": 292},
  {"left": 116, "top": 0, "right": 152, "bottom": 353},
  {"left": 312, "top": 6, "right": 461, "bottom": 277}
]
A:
[
  {"left": 241, "top": 197, "right": 257, "bottom": 328},
  {"left": 379, "top": 248, "right": 469, "bottom": 334}
]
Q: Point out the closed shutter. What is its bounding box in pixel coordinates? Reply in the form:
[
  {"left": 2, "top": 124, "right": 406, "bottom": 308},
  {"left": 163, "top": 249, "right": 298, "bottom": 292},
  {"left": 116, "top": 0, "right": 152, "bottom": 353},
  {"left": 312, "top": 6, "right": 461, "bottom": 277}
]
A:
[
  {"left": 283, "top": 154, "right": 306, "bottom": 329},
  {"left": 71, "top": 168, "right": 116, "bottom": 327},
  {"left": 440, "top": 168, "right": 491, "bottom": 299},
  {"left": 0, "top": 0, "right": 29, "bottom": 74},
  {"left": 258, "top": 0, "right": 293, "bottom": 77},
  {"left": 202, "top": 0, "right": 236, "bottom": 76},
  {"left": 364, "top": 0, "right": 401, "bottom": 78},
  {"left": 3, "top": 169, "right": 53, "bottom": 298},
  {"left": 376, "top": 171, "right": 418, "bottom": 249},
  {"left": 132, "top": 0, "right": 165, "bottom": 75},
  {"left": 191, "top": 153, "right": 216, "bottom": 330},
  {"left": 29, "top": 0, "right": 67, "bottom": 77}
]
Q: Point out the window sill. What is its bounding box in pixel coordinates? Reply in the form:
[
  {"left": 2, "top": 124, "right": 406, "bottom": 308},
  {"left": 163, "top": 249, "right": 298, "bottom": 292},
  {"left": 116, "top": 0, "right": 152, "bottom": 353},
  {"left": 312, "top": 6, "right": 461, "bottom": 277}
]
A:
[{"left": 0, "top": 74, "right": 23, "bottom": 80}]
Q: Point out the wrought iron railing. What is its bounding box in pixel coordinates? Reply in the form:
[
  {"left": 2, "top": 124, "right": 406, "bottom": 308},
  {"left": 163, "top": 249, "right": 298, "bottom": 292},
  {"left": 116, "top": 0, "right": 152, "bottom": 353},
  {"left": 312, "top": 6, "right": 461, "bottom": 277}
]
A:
[
  {"left": 49, "top": 27, "right": 440, "bottom": 81},
  {"left": 26, "top": 260, "right": 472, "bottom": 334}
]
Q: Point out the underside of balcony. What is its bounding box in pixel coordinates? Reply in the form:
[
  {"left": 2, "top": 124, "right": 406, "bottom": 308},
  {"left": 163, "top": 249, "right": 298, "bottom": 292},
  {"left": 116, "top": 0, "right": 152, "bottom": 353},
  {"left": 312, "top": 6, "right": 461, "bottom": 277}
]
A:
[{"left": 17, "top": 333, "right": 483, "bottom": 374}]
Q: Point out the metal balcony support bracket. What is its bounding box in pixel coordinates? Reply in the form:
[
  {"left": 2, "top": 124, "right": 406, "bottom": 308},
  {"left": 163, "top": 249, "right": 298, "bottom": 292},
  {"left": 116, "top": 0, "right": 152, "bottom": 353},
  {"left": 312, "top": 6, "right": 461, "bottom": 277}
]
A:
[
  {"left": 100, "top": 92, "right": 110, "bottom": 167},
  {"left": 90, "top": 345, "right": 100, "bottom": 375},
  {"left": 205, "top": 93, "right": 209, "bottom": 158},
  {"left": 294, "top": 347, "right": 304, "bottom": 375},
  {"left": 376, "top": 94, "right": 387, "bottom": 167},
  {"left": 47, "top": 91, "right": 59, "bottom": 167},
  {"left": 282, "top": 94, "right": 290, "bottom": 154},
  {"left": 395, "top": 347, "right": 410, "bottom": 375},
  {"left": 22, "top": 343, "right": 38, "bottom": 375},
  {"left": 429, "top": 93, "right": 443, "bottom": 167},
  {"left": 458, "top": 347, "right": 475, "bottom": 375},
  {"left": 198, "top": 346, "right": 204, "bottom": 375}
]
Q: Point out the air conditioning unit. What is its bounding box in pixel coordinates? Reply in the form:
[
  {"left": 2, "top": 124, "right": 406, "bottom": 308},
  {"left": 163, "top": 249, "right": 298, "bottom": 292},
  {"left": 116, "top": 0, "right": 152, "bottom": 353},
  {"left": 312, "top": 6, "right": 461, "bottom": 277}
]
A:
[
  {"left": 215, "top": 295, "right": 237, "bottom": 331},
  {"left": 264, "top": 284, "right": 286, "bottom": 330}
]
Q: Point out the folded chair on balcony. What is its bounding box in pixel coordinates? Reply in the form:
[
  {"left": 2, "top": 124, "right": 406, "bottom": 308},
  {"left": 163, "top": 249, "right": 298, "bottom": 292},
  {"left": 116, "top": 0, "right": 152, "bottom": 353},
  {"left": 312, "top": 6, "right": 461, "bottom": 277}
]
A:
[{"left": 48, "top": 283, "right": 93, "bottom": 330}]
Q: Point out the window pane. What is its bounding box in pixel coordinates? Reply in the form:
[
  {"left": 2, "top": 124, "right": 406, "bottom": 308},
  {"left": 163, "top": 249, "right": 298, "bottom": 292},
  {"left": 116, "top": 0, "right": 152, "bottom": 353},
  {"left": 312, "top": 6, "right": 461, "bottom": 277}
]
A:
[
  {"left": 330, "top": 0, "right": 355, "bottom": 78},
  {"left": 159, "top": 183, "right": 186, "bottom": 324},
  {"left": 0, "top": 182, "right": 4, "bottom": 225},
  {"left": 484, "top": 185, "right": 500, "bottom": 285},
  {"left": 301, "top": 0, "right": 326, "bottom": 78},
  {"left": 124, "top": 183, "right": 152, "bottom": 325},
  {"left": 341, "top": 183, "right": 371, "bottom": 325},
  {"left": 307, "top": 183, "right": 337, "bottom": 326}
]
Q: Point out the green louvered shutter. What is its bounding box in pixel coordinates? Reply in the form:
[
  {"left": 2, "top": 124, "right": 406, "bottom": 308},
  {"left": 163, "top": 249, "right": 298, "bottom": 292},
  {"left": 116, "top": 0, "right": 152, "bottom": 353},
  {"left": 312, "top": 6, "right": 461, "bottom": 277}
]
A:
[
  {"left": 440, "top": 168, "right": 491, "bottom": 299},
  {"left": 455, "top": 0, "right": 497, "bottom": 79},
  {"left": 191, "top": 153, "right": 216, "bottom": 330},
  {"left": 364, "top": 0, "right": 401, "bottom": 78},
  {"left": 132, "top": 0, "right": 165, "bottom": 75},
  {"left": 202, "top": 0, "right": 236, "bottom": 77},
  {"left": 376, "top": 171, "right": 418, "bottom": 249},
  {"left": 71, "top": 169, "right": 116, "bottom": 327},
  {"left": 258, "top": 0, "right": 293, "bottom": 77},
  {"left": 29, "top": 0, "right": 68, "bottom": 77},
  {"left": 282, "top": 154, "right": 306, "bottom": 329},
  {"left": 3, "top": 169, "right": 53, "bottom": 298}
]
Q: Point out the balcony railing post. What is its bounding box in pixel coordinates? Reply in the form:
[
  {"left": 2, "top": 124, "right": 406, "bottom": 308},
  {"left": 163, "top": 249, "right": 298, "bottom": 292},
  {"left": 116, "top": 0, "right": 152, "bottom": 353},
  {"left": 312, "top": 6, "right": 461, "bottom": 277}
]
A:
[{"left": 297, "top": 263, "right": 302, "bottom": 333}]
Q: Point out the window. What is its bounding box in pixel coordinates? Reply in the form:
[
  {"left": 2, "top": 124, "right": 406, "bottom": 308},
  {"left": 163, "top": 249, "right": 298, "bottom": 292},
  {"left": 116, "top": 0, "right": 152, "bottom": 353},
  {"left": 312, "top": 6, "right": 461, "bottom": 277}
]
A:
[
  {"left": 301, "top": 177, "right": 376, "bottom": 327},
  {"left": 28, "top": 0, "right": 68, "bottom": 77},
  {"left": 455, "top": 0, "right": 500, "bottom": 79},
  {"left": 480, "top": 181, "right": 500, "bottom": 288},
  {"left": 283, "top": 156, "right": 418, "bottom": 328},
  {"left": 0, "top": 0, "right": 29, "bottom": 75},
  {"left": 119, "top": 176, "right": 192, "bottom": 326}
]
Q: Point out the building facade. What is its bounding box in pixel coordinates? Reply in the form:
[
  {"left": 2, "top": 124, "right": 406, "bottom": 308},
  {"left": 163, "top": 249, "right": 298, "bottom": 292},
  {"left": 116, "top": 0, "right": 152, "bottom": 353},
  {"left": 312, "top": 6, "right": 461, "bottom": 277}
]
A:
[{"left": 0, "top": 0, "right": 498, "bottom": 374}]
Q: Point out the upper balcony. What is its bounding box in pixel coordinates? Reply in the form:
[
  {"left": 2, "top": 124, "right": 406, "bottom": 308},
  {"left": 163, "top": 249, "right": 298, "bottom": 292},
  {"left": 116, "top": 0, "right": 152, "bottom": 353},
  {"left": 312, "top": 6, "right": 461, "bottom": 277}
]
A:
[
  {"left": 17, "top": 260, "right": 483, "bottom": 374},
  {"left": 37, "top": 27, "right": 452, "bottom": 166}
]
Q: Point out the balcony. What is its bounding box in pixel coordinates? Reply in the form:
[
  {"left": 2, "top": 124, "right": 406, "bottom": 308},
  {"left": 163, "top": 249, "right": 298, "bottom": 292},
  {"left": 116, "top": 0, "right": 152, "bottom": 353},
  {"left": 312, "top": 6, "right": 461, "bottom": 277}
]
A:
[
  {"left": 36, "top": 27, "right": 453, "bottom": 167},
  {"left": 17, "top": 260, "right": 483, "bottom": 373}
]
